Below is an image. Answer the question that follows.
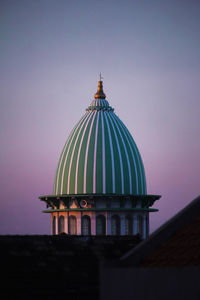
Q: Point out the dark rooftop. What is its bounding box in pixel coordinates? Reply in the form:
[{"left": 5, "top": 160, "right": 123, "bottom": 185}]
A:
[
  {"left": 120, "top": 195, "right": 200, "bottom": 267},
  {"left": 142, "top": 215, "right": 200, "bottom": 267},
  {"left": 0, "top": 234, "right": 141, "bottom": 300}
]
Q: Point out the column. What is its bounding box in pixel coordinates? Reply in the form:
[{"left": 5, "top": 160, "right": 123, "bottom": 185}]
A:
[
  {"left": 51, "top": 213, "right": 53, "bottom": 235},
  {"left": 51, "top": 214, "right": 53, "bottom": 235},
  {"left": 133, "top": 214, "right": 138, "bottom": 235},
  {"left": 55, "top": 212, "right": 59, "bottom": 235},
  {"left": 107, "top": 212, "right": 111, "bottom": 235},
  {"left": 121, "top": 214, "right": 125, "bottom": 235},
  {"left": 146, "top": 213, "right": 149, "bottom": 238},
  {"left": 91, "top": 212, "right": 96, "bottom": 235},
  {"left": 65, "top": 213, "right": 68, "bottom": 234},
  {"left": 143, "top": 214, "right": 146, "bottom": 239},
  {"left": 77, "top": 213, "right": 81, "bottom": 235}
]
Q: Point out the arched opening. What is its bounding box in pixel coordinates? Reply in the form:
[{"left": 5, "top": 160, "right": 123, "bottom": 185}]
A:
[
  {"left": 96, "top": 215, "right": 106, "bottom": 235},
  {"left": 69, "top": 216, "right": 77, "bottom": 235},
  {"left": 111, "top": 215, "right": 120, "bottom": 235},
  {"left": 137, "top": 215, "right": 143, "bottom": 236},
  {"left": 81, "top": 215, "right": 91, "bottom": 235},
  {"left": 58, "top": 215, "right": 65, "bottom": 234},
  {"left": 52, "top": 216, "right": 56, "bottom": 235},
  {"left": 125, "top": 215, "right": 133, "bottom": 235}
]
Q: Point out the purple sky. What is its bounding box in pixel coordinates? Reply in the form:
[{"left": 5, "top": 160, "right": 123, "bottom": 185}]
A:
[{"left": 0, "top": 0, "right": 199, "bottom": 234}]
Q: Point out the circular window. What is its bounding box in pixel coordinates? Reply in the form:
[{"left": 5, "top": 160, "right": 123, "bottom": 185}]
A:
[{"left": 80, "top": 199, "right": 87, "bottom": 208}]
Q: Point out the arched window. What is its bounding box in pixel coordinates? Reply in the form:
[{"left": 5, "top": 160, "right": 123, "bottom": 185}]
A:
[
  {"left": 81, "top": 215, "right": 91, "bottom": 235},
  {"left": 69, "top": 216, "right": 77, "bottom": 235},
  {"left": 96, "top": 215, "right": 106, "bottom": 235},
  {"left": 52, "top": 216, "right": 56, "bottom": 235},
  {"left": 111, "top": 215, "right": 120, "bottom": 235},
  {"left": 58, "top": 215, "right": 65, "bottom": 234},
  {"left": 125, "top": 215, "right": 132, "bottom": 235},
  {"left": 137, "top": 215, "right": 143, "bottom": 236}
]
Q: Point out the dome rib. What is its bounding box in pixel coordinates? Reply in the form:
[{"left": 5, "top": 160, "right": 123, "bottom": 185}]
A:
[
  {"left": 62, "top": 112, "right": 91, "bottom": 194},
  {"left": 85, "top": 112, "right": 97, "bottom": 194},
  {"left": 54, "top": 112, "right": 88, "bottom": 195},
  {"left": 93, "top": 111, "right": 100, "bottom": 193},
  {"left": 74, "top": 112, "right": 94, "bottom": 194},
  {"left": 95, "top": 112, "right": 103, "bottom": 193},
  {"left": 104, "top": 112, "right": 115, "bottom": 193},
  {"left": 111, "top": 113, "right": 139, "bottom": 194},
  {"left": 119, "top": 118, "right": 146, "bottom": 194},
  {"left": 110, "top": 112, "right": 132, "bottom": 194},
  {"left": 67, "top": 112, "right": 93, "bottom": 194},
  {"left": 106, "top": 111, "right": 124, "bottom": 194},
  {"left": 101, "top": 111, "right": 106, "bottom": 194},
  {"left": 83, "top": 111, "right": 97, "bottom": 194}
]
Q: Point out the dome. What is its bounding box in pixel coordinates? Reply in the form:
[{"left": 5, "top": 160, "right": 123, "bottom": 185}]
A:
[{"left": 54, "top": 80, "right": 146, "bottom": 196}]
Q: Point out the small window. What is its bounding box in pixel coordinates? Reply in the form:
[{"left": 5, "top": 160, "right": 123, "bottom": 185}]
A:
[
  {"left": 69, "top": 216, "right": 77, "bottom": 235},
  {"left": 58, "top": 216, "right": 65, "bottom": 234},
  {"left": 125, "top": 215, "right": 132, "bottom": 235},
  {"left": 52, "top": 216, "right": 56, "bottom": 235},
  {"left": 137, "top": 215, "right": 143, "bottom": 236},
  {"left": 96, "top": 215, "right": 106, "bottom": 235},
  {"left": 111, "top": 215, "right": 120, "bottom": 235},
  {"left": 81, "top": 215, "right": 91, "bottom": 235}
]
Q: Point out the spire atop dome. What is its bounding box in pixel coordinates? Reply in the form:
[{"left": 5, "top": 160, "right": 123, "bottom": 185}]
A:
[{"left": 94, "top": 73, "right": 106, "bottom": 99}]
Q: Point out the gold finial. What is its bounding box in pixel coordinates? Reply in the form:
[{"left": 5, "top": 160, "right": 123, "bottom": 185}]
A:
[{"left": 94, "top": 73, "right": 106, "bottom": 99}]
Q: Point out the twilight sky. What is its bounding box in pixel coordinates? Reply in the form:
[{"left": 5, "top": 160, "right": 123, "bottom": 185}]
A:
[{"left": 0, "top": 0, "right": 199, "bottom": 234}]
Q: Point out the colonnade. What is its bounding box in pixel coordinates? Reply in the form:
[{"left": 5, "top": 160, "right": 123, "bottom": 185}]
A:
[{"left": 51, "top": 212, "right": 149, "bottom": 239}]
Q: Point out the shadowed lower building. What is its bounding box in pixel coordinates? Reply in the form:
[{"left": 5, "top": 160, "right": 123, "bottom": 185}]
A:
[
  {"left": 100, "top": 195, "right": 200, "bottom": 300},
  {"left": 39, "top": 78, "right": 161, "bottom": 238}
]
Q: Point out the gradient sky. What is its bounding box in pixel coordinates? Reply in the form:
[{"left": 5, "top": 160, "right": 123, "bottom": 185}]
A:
[{"left": 0, "top": 0, "right": 199, "bottom": 234}]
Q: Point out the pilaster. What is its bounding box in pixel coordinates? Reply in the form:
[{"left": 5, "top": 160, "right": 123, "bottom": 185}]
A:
[
  {"left": 65, "top": 213, "right": 68, "bottom": 234},
  {"left": 133, "top": 214, "right": 138, "bottom": 235},
  {"left": 146, "top": 213, "right": 149, "bottom": 238},
  {"left": 77, "top": 212, "right": 81, "bottom": 235},
  {"left": 143, "top": 214, "right": 146, "bottom": 239},
  {"left": 121, "top": 214, "right": 125, "bottom": 235},
  {"left": 55, "top": 212, "right": 58, "bottom": 235},
  {"left": 107, "top": 212, "right": 111, "bottom": 235},
  {"left": 51, "top": 214, "right": 53, "bottom": 235},
  {"left": 91, "top": 212, "right": 96, "bottom": 235}
]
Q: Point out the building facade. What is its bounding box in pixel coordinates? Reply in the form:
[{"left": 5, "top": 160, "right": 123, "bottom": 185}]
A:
[{"left": 39, "top": 78, "right": 160, "bottom": 238}]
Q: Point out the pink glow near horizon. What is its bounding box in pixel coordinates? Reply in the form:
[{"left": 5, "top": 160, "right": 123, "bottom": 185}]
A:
[{"left": 0, "top": 0, "right": 199, "bottom": 234}]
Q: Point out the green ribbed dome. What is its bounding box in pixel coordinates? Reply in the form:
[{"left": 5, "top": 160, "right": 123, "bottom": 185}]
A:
[{"left": 54, "top": 81, "right": 146, "bottom": 196}]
